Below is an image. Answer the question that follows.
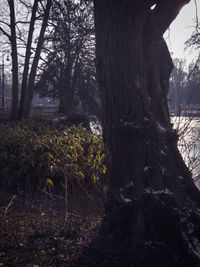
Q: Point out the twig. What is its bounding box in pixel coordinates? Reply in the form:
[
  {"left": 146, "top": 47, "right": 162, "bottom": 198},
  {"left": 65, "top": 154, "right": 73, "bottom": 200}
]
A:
[
  {"left": 0, "top": 195, "right": 16, "bottom": 232},
  {"left": 64, "top": 172, "right": 68, "bottom": 224},
  {"left": 38, "top": 187, "right": 54, "bottom": 199},
  {"left": 67, "top": 212, "right": 82, "bottom": 218}
]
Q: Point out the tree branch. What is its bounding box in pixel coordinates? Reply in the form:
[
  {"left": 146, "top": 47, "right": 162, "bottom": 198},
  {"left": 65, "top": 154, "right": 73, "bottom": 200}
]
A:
[
  {"left": 15, "top": 21, "right": 31, "bottom": 25},
  {"left": 0, "top": 20, "right": 10, "bottom": 27},
  {"left": 0, "top": 26, "right": 11, "bottom": 40},
  {"left": 146, "top": 0, "right": 191, "bottom": 40},
  {"left": 18, "top": 0, "right": 32, "bottom": 10}
]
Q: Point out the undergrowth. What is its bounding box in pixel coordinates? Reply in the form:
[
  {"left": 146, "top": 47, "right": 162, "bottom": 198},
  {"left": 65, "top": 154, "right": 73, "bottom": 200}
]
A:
[
  {"left": 0, "top": 121, "right": 106, "bottom": 266},
  {"left": 0, "top": 120, "right": 107, "bottom": 198}
]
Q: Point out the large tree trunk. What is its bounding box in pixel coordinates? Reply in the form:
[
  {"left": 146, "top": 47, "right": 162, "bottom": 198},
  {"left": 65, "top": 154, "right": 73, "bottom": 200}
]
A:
[
  {"left": 89, "top": 0, "right": 200, "bottom": 265},
  {"left": 9, "top": 0, "right": 19, "bottom": 121}
]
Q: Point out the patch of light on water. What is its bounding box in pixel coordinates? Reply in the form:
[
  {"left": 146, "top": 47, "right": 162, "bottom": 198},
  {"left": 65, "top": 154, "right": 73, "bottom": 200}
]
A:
[
  {"left": 171, "top": 116, "right": 200, "bottom": 188},
  {"left": 90, "top": 121, "right": 102, "bottom": 135}
]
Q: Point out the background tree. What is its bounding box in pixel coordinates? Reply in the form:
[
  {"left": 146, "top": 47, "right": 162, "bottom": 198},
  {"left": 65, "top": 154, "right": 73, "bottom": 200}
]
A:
[
  {"left": 0, "top": 0, "right": 19, "bottom": 120},
  {"left": 17, "top": 0, "right": 40, "bottom": 120},
  {"left": 0, "top": 0, "right": 52, "bottom": 120},
  {"left": 22, "top": 0, "right": 52, "bottom": 118},
  {"left": 87, "top": 0, "right": 200, "bottom": 266},
  {"left": 35, "top": 0, "right": 100, "bottom": 118},
  {"left": 184, "top": 23, "right": 200, "bottom": 108},
  {"left": 184, "top": 61, "right": 200, "bottom": 107},
  {"left": 168, "top": 59, "right": 200, "bottom": 115},
  {"left": 168, "top": 58, "right": 187, "bottom": 114},
  {"left": 184, "top": 20, "right": 200, "bottom": 109}
]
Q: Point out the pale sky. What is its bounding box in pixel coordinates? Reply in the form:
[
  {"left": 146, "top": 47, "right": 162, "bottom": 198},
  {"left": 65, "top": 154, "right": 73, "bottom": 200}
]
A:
[{"left": 165, "top": 0, "right": 199, "bottom": 64}]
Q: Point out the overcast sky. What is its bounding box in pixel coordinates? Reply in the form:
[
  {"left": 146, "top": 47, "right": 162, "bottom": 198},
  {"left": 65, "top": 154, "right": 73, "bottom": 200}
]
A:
[{"left": 165, "top": 0, "right": 199, "bottom": 64}]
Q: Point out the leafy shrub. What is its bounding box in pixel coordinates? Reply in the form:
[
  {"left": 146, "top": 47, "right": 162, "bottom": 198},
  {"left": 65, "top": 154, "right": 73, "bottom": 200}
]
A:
[{"left": 0, "top": 121, "right": 107, "bottom": 197}]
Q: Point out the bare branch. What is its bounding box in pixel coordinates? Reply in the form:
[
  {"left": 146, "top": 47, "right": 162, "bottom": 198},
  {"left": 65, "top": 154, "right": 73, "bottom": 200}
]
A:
[
  {"left": 15, "top": 21, "right": 31, "bottom": 25},
  {"left": 0, "top": 195, "right": 16, "bottom": 232},
  {"left": 18, "top": 0, "right": 32, "bottom": 10},
  {"left": 0, "top": 25, "right": 11, "bottom": 40},
  {"left": 38, "top": 0, "right": 45, "bottom": 12},
  {"left": 0, "top": 20, "right": 10, "bottom": 27}
]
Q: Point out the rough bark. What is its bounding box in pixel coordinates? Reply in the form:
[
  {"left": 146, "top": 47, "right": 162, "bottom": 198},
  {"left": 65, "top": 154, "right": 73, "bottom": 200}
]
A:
[
  {"left": 8, "top": 0, "right": 19, "bottom": 121},
  {"left": 84, "top": 0, "right": 200, "bottom": 265},
  {"left": 18, "top": 0, "right": 39, "bottom": 121}
]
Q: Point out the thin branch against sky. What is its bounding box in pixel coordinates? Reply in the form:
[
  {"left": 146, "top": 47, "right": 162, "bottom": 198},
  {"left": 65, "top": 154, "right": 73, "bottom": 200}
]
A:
[{"left": 165, "top": 0, "right": 199, "bottom": 63}]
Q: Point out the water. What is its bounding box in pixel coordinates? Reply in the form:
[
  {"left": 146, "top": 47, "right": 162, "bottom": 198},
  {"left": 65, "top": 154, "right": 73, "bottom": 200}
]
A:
[{"left": 172, "top": 116, "right": 200, "bottom": 187}]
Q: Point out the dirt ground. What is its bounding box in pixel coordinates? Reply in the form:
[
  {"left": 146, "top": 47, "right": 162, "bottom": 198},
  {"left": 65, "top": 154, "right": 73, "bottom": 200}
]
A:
[{"left": 0, "top": 192, "right": 102, "bottom": 267}]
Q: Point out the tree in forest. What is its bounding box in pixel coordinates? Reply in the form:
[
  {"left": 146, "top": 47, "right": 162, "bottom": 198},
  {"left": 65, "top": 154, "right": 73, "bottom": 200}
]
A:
[
  {"left": 168, "top": 58, "right": 187, "bottom": 113},
  {"left": 17, "top": 0, "right": 51, "bottom": 119},
  {"left": 19, "top": 0, "right": 52, "bottom": 119},
  {"left": 184, "top": 62, "right": 200, "bottom": 107},
  {"left": 78, "top": 0, "right": 200, "bottom": 266},
  {"left": 168, "top": 20, "right": 200, "bottom": 114},
  {"left": 0, "top": 0, "right": 52, "bottom": 120},
  {"left": 183, "top": 29, "right": 200, "bottom": 107},
  {"left": 0, "top": 0, "right": 19, "bottom": 120},
  {"left": 35, "top": 0, "right": 99, "bottom": 118},
  {"left": 186, "top": 22, "right": 200, "bottom": 52},
  {"left": 169, "top": 58, "right": 200, "bottom": 115}
]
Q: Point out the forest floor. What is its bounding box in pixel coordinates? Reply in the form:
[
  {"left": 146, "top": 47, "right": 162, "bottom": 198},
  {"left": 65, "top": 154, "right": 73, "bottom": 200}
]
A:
[
  {"left": 0, "top": 192, "right": 103, "bottom": 267},
  {"left": 0, "top": 107, "right": 105, "bottom": 266}
]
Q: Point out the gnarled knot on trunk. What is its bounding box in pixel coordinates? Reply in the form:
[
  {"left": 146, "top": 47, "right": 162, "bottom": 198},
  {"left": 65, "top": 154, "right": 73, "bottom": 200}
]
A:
[
  {"left": 114, "top": 118, "right": 142, "bottom": 135},
  {"left": 156, "top": 121, "right": 178, "bottom": 142},
  {"left": 113, "top": 118, "right": 178, "bottom": 142}
]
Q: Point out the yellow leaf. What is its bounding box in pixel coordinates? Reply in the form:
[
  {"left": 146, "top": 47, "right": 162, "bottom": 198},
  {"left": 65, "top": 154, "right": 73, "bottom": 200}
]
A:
[
  {"left": 104, "top": 185, "right": 108, "bottom": 192},
  {"left": 47, "top": 153, "right": 52, "bottom": 160},
  {"left": 47, "top": 178, "right": 54, "bottom": 187},
  {"left": 103, "top": 165, "right": 107, "bottom": 174}
]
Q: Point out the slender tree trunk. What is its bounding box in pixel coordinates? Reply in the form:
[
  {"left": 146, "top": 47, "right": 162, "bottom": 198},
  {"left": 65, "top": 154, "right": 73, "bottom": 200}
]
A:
[
  {"left": 58, "top": 79, "right": 66, "bottom": 113},
  {"left": 90, "top": 0, "right": 200, "bottom": 265},
  {"left": 2, "top": 54, "right": 5, "bottom": 110},
  {"left": 18, "top": 0, "right": 39, "bottom": 121},
  {"left": 23, "top": 0, "right": 52, "bottom": 118},
  {"left": 8, "top": 0, "right": 19, "bottom": 121},
  {"left": 63, "top": 45, "right": 74, "bottom": 115},
  {"left": 61, "top": 61, "right": 76, "bottom": 115}
]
